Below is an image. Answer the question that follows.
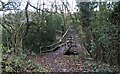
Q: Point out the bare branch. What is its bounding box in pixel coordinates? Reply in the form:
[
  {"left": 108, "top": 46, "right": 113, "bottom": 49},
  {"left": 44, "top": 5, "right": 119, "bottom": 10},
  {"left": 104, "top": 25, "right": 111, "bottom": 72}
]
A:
[
  {"left": 23, "top": 1, "right": 30, "bottom": 40},
  {"left": 28, "top": 2, "right": 60, "bottom": 14},
  {"left": 1, "top": 24, "right": 11, "bottom": 34}
]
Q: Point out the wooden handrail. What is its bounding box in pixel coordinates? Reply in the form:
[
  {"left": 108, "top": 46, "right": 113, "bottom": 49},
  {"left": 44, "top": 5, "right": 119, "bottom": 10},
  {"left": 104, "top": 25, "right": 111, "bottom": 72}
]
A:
[
  {"left": 40, "top": 42, "right": 67, "bottom": 53},
  {"left": 40, "top": 27, "right": 70, "bottom": 53},
  {"left": 42, "top": 28, "right": 70, "bottom": 48}
]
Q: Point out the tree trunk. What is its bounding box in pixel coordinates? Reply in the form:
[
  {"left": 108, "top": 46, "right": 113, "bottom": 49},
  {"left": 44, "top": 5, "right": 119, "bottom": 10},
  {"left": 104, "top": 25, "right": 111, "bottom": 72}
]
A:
[{"left": 83, "top": 27, "right": 93, "bottom": 58}]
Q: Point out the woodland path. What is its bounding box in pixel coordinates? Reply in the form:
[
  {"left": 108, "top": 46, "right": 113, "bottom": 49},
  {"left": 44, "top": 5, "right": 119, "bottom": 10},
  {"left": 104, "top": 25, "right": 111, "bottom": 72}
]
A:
[{"left": 28, "top": 26, "right": 84, "bottom": 72}]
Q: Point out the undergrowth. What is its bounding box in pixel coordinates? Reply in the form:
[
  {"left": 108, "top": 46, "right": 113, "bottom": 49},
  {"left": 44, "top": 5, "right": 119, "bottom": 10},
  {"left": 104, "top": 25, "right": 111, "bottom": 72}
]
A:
[{"left": 1, "top": 45, "right": 46, "bottom": 72}]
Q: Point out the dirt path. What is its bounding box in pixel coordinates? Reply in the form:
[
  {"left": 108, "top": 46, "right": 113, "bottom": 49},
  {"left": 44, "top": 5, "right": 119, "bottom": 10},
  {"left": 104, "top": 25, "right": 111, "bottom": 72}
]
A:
[{"left": 35, "top": 54, "right": 83, "bottom": 72}]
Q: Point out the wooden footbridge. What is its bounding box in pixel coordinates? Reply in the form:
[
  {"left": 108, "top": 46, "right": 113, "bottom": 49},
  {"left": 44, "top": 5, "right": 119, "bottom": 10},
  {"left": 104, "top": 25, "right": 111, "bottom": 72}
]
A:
[{"left": 40, "top": 26, "right": 82, "bottom": 56}]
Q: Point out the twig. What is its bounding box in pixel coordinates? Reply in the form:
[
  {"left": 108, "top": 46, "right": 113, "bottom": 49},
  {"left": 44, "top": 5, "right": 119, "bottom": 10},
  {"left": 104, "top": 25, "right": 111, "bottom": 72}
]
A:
[{"left": 28, "top": 2, "right": 60, "bottom": 14}]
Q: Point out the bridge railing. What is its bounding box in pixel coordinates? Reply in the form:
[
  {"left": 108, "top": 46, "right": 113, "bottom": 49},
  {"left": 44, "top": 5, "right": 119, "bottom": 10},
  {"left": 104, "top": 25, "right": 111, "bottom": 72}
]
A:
[{"left": 40, "top": 29, "right": 70, "bottom": 53}]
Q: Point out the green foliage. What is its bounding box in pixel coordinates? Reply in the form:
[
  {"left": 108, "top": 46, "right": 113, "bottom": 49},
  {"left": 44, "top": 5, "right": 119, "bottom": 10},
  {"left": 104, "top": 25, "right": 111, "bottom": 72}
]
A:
[
  {"left": 90, "top": 3, "right": 119, "bottom": 64},
  {"left": 2, "top": 29, "right": 11, "bottom": 47},
  {"left": 91, "top": 6, "right": 111, "bottom": 49},
  {"left": 1, "top": 45, "right": 45, "bottom": 72},
  {"left": 83, "top": 51, "right": 119, "bottom": 72},
  {"left": 76, "top": 1, "right": 120, "bottom": 70},
  {"left": 24, "top": 13, "right": 63, "bottom": 53},
  {"left": 1, "top": 11, "right": 63, "bottom": 53},
  {"left": 83, "top": 59, "right": 119, "bottom": 72},
  {"left": 77, "top": 2, "right": 91, "bottom": 27}
]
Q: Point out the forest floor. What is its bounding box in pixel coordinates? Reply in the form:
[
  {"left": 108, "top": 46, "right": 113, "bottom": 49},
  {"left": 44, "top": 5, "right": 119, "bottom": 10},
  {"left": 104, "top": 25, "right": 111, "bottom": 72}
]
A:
[
  {"left": 28, "top": 54, "right": 83, "bottom": 72},
  {"left": 27, "top": 50, "right": 119, "bottom": 72}
]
